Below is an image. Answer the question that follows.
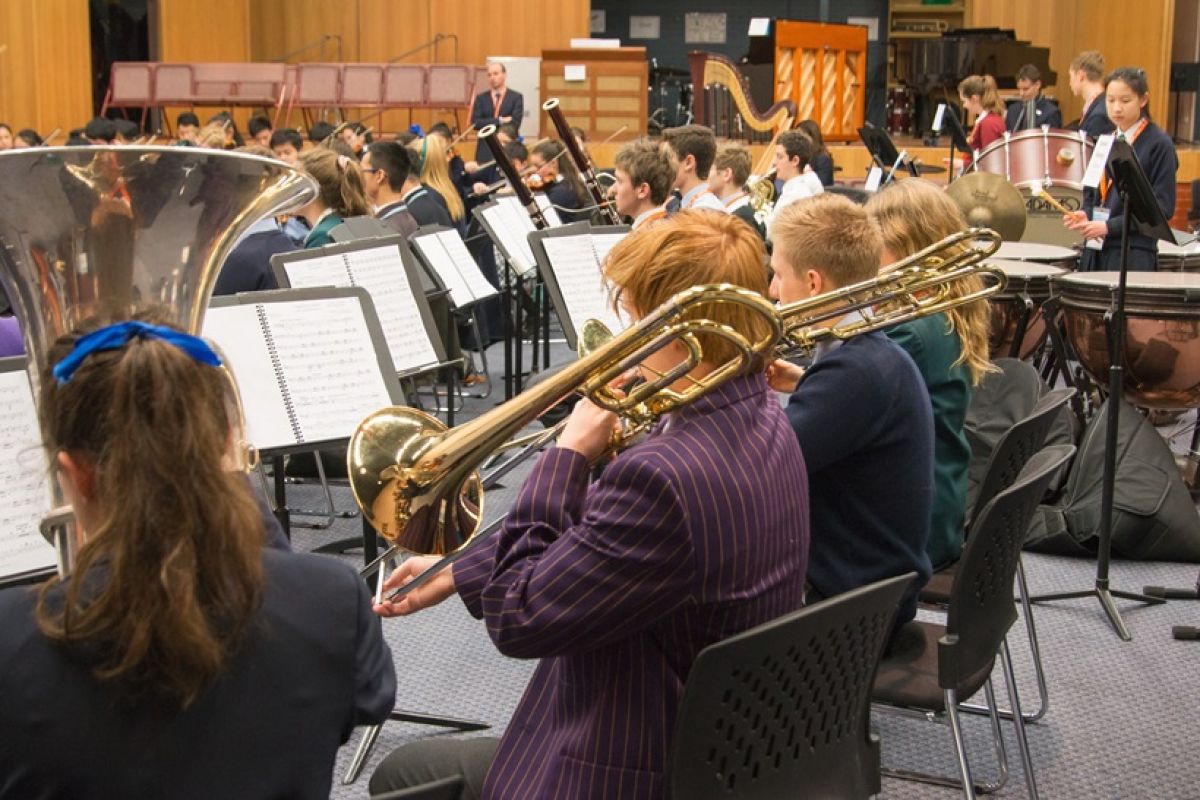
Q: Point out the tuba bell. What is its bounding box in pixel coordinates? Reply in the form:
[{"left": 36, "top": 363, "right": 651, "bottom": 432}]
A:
[{"left": 0, "top": 146, "right": 317, "bottom": 576}]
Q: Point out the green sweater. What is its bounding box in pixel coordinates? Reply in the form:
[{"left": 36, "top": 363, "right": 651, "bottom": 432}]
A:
[
  {"left": 303, "top": 212, "right": 344, "bottom": 249},
  {"left": 886, "top": 314, "right": 972, "bottom": 569}
]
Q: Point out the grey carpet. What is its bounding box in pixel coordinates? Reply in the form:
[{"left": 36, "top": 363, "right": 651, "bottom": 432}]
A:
[{"left": 273, "top": 339, "right": 1200, "bottom": 798}]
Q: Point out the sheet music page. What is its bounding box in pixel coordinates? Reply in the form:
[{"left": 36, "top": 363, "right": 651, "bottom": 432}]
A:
[
  {"left": 263, "top": 298, "right": 395, "bottom": 445},
  {"left": 280, "top": 252, "right": 352, "bottom": 291},
  {"left": 415, "top": 231, "right": 499, "bottom": 307},
  {"left": 590, "top": 230, "right": 627, "bottom": 274},
  {"left": 486, "top": 199, "right": 537, "bottom": 273},
  {"left": 436, "top": 230, "right": 499, "bottom": 303},
  {"left": 340, "top": 246, "right": 440, "bottom": 373},
  {"left": 203, "top": 306, "right": 296, "bottom": 451},
  {"left": 541, "top": 234, "right": 623, "bottom": 339},
  {"left": 0, "top": 370, "right": 55, "bottom": 579}
]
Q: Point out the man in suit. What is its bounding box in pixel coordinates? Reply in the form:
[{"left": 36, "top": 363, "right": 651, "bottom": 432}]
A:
[
  {"left": 368, "top": 210, "right": 810, "bottom": 800},
  {"left": 1005, "top": 64, "right": 1063, "bottom": 132},
  {"left": 470, "top": 61, "right": 524, "bottom": 162},
  {"left": 362, "top": 141, "right": 423, "bottom": 237},
  {"left": 767, "top": 193, "right": 933, "bottom": 637},
  {"left": 1068, "top": 50, "right": 1115, "bottom": 140}
]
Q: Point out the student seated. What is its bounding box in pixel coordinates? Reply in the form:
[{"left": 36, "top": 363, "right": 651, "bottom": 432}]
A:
[{"left": 768, "top": 193, "right": 934, "bottom": 634}]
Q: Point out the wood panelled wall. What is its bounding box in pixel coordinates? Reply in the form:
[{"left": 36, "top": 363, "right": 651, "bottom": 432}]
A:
[
  {"left": 158, "top": 0, "right": 251, "bottom": 61},
  {"left": 250, "top": 0, "right": 589, "bottom": 131},
  {"left": 0, "top": 1, "right": 92, "bottom": 140},
  {"left": 969, "top": 0, "right": 1175, "bottom": 125}
]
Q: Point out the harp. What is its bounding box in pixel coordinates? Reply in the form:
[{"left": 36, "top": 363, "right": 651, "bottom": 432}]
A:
[{"left": 688, "top": 52, "right": 796, "bottom": 144}]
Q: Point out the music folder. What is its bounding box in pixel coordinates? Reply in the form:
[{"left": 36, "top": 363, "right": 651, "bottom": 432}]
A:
[
  {"left": 0, "top": 357, "right": 55, "bottom": 586},
  {"left": 204, "top": 287, "right": 403, "bottom": 456},
  {"left": 529, "top": 221, "right": 630, "bottom": 351},
  {"left": 410, "top": 225, "right": 501, "bottom": 309}
]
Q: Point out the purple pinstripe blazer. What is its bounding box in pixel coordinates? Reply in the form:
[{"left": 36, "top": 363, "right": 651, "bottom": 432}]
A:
[{"left": 453, "top": 372, "right": 810, "bottom": 800}]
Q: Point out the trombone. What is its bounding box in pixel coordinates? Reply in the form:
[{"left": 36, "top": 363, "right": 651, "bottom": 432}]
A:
[{"left": 349, "top": 228, "right": 1007, "bottom": 595}]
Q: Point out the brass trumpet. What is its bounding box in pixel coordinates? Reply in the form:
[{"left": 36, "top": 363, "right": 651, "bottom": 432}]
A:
[{"left": 347, "top": 227, "right": 1007, "bottom": 563}]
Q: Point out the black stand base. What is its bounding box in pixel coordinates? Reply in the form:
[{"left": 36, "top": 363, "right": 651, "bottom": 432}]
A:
[{"left": 1032, "top": 581, "right": 1165, "bottom": 642}]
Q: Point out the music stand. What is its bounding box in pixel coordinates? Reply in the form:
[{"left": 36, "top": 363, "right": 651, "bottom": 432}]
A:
[
  {"left": 856, "top": 124, "right": 917, "bottom": 186},
  {"left": 1031, "top": 139, "right": 1172, "bottom": 641},
  {"left": 935, "top": 103, "right": 974, "bottom": 185}
]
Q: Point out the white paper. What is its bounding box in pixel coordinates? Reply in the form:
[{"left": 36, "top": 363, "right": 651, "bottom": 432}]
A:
[
  {"left": 341, "top": 247, "right": 440, "bottom": 373},
  {"left": 483, "top": 201, "right": 537, "bottom": 274},
  {"left": 564, "top": 65, "right": 587, "bottom": 82},
  {"left": 533, "top": 193, "right": 564, "bottom": 227},
  {"left": 541, "top": 234, "right": 624, "bottom": 340},
  {"left": 570, "top": 38, "right": 621, "bottom": 49},
  {"left": 932, "top": 103, "right": 947, "bottom": 134},
  {"left": 0, "top": 369, "right": 55, "bottom": 579},
  {"left": 284, "top": 246, "right": 440, "bottom": 373},
  {"left": 413, "top": 230, "right": 499, "bottom": 308},
  {"left": 864, "top": 166, "right": 884, "bottom": 192},
  {"left": 1082, "top": 133, "right": 1116, "bottom": 189},
  {"left": 846, "top": 16, "right": 879, "bottom": 41},
  {"left": 748, "top": 17, "right": 770, "bottom": 36},
  {"left": 204, "top": 305, "right": 298, "bottom": 451},
  {"left": 261, "top": 299, "right": 394, "bottom": 445},
  {"left": 590, "top": 231, "right": 627, "bottom": 273}
]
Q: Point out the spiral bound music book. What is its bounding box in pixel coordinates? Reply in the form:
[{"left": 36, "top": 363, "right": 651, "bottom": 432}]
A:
[
  {"left": 203, "top": 287, "right": 402, "bottom": 454},
  {"left": 0, "top": 358, "right": 55, "bottom": 584},
  {"left": 529, "top": 221, "right": 631, "bottom": 351},
  {"left": 271, "top": 237, "right": 445, "bottom": 375},
  {"left": 410, "top": 226, "right": 500, "bottom": 309}
]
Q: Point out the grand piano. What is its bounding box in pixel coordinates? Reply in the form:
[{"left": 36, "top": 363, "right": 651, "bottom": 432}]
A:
[{"left": 906, "top": 27, "right": 1056, "bottom": 131}]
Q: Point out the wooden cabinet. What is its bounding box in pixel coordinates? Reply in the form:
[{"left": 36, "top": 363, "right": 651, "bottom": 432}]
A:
[
  {"left": 887, "top": 2, "right": 972, "bottom": 86},
  {"left": 539, "top": 48, "right": 647, "bottom": 142}
]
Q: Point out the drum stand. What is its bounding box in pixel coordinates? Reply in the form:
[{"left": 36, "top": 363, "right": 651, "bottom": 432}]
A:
[{"left": 1031, "top": 150, "right": 1169, "bottom": 640}]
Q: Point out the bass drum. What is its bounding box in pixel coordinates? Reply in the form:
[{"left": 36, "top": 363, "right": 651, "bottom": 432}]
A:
[
  {"left": 987, "top": 259, "right": 1066, "bottom": 359},
  {"left": 975, "top": 128, "right": 1091, "bottom": 248},
  {"left": 1055, "top": 271, "right": 1200, "bottom": 409}
]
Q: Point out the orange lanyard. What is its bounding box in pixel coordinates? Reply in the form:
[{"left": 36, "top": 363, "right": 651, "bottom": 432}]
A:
[
  {"left": 492, "top": 90, "right": 506, "bottom": 118},
  {"left": 1099, "top": 119, "right": 1146, "bottom": 203}
]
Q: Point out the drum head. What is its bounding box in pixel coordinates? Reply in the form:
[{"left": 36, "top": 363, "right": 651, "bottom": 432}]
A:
[
  {"left": 988, "top": 259, "right": 1064, "bottom": 296},
  {"left": 1055, "top": 271, "right": 1200, "bottom": 315},
  {"left": 996, "top": 242, "right": 1079, "bottom": 264}
]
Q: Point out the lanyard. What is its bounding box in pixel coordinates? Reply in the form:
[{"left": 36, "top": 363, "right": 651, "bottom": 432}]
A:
[
  {"left": 492, "top": 89, "right": 506, "bottom": 118},
  {"left": 1099, "top": 118, "right": 1147, "bottom": 203}
]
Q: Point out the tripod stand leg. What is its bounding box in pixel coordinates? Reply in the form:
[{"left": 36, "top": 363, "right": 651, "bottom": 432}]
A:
[
  {"left": 1096, "top": 586, "right": 1133, "bottom": 642},
  {"left": 342, "top": 722, "right": 383, "bottom": 784}
]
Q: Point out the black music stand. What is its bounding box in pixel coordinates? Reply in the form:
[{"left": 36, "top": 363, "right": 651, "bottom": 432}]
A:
[
  {"left": 1031, "top": 139, "right": 1172, "bottom": 641},
  {"left": 856, "top": 124, "right": 917, "bottom": 187},
  {"left": 935, "top": 103, "right": 974, "bottom": 185}
]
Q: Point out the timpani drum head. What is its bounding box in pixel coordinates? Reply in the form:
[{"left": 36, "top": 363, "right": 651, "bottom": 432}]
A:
[{"left": 996, "top": 241, "right": 1080, "bottom": 268}]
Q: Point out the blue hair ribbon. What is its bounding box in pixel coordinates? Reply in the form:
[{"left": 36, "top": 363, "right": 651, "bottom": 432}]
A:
[
  {"left": 52, "top": 321, "right": 222, "bottom": 384},
  {"left": 409, "top": 123, "right": 424, "bottom": 137}
]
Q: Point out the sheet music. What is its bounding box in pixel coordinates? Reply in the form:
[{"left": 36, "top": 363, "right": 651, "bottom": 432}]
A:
[
  {"left": 263, "top": 299, "right": 394, "bottom": 444},
  {"left": 283, "top": 245, "right": 439, "bottom": 373},
  {"left": 532, "top": 193, "right": 564, "bottom": 227},
  {"left": 483, "top": 201, "right": 537, "bottom": 273},
  {"left": 0, "top": 369, "right": 55, "bottom": 579},
  {"left": 413, "top": 230, "right": 499, "bottom": 308},
  {"left": 341, "top": 247, "right": 440, "bottom": 372},
  {"left": 203, "top": 306, "right": 297, "bottom": 450},
  {"left": 541, "top": 233, "right": 624, "bottom": 339},
  {"left": 590, "top": 230, "right": 627, "bottom": 272}
]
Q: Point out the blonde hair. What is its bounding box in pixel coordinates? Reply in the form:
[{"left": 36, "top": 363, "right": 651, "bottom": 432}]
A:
[
  {"left": 1070, "top": 51, "right": 1105, "bottom": 82},
  {"left": 416, "top": 135, "right": 465, "bottom": 222},
  {"left": 866, "top": 179, "right": 997, "bottom": 385},
  {"left": 299, "top": 147, "right": 371, "bottom": 218},
  {"left": 959, "top": 74, "right": 1006, "bottom": 116},
  {"left": 771, "top": 193, "right": 881, "bottom": 288},
  {"left": 603, "top": 209, "right": 772, "bottom": 369}
]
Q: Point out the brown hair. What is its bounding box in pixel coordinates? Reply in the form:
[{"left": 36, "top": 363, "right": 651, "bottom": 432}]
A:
[
  {"left": 417, "top": 134, "right": 465, "bottom": 221},
  {"left": 614, "top": 138, "right": 674, "bottom": 206},
  {"left": 797, "top": 120, "right": 828, "bottom": 158},
  {"left": 771, "top": 193, "right": 881, "bottom": 288},
  {"left": 35, "top": 308, "right": 265, "bottom": 708},
  {"left": 959, "top": 74, "right": 1007, "bottom": 116},
  {"left": 1015, "top": 64, "right": 1042, "bottom": 84},
  {"left": 777, "top": 129, "right": 813, "bottom": 169},
  {"left": 1070, "top": 51, "right": 1105, "bottom": 82},
  {"left": 866, "top": 179, "right": 997, "bottom": 385},
  {"left": 603, "top": 209, "right": 772, "bottom": 368},
  {"left": 661, "top": 124, "right": 718, "bottom": 179},
  {"left": 713, "top": 145, "right": 752, "bottom": 187},
  {"left": 532, "top": 139, "right": 589, "bottom": 207},
  {"left": 299, "top": 147, "right": 371, "bottom": 218}
]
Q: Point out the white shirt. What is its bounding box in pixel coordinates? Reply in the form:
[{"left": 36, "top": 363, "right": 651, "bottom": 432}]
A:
[
  {"left": 767, "top": 173, "right": 824, "bottom": 238},
  {"left": 632, "top": 205, "right": 668, "bottom": 230},
  {"left": 681, "top": 182, "right": 726, "bottom": 212},
  {"left": 723, "top": 191, "right": 751, "bottom": 213}
]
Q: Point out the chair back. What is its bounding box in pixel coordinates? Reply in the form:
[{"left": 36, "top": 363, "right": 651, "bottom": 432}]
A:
[
  {"left": 154, "top": 63, "right": 195, "bottom": 105},
  {"left": 342, "top": 63, "right": 385, "bottom": 107},
  {"left": 109, "top": 62, "right": 155, "bottom": 106},
  {"left": 969, "top": 387, "right": 1075, "bottom": 531},
  {"left": 294, "top": 63, "right": 342, "bottom": 106},
  {"left": 667, "top": 573, "right": 915, "bottom": 800},
  {"left": 370, "top": 775, "right": 463, "bottom": 800},
  {"left": 427, "top": 65, "right": 472, "bottom": 107},
  {"left": 944, "top": 444, "right": 1075, "bottom": 688},
  {"left": 383, "top": 64, "right": 427, "bottom": 107}
]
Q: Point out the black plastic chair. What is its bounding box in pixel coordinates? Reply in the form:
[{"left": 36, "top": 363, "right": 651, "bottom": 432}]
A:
[
  {"left": 920, "top": 386, "right": 1075, "bottom": 723},
  {"left": 666, "top": 573, "right": 916, "bottom": 800},
  {"left": 370, "top": 775, "right": 464, "bottom": 800},
  {"left": 873, "top": 444, "right": 1076, "bottom": 800}
]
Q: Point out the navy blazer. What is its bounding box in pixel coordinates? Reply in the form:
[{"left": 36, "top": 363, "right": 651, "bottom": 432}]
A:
[
  {"left": 1004, "top": 96, "right": 1063, "bottom": 131},
  {"left": 214, "top": 229, "right": 293, "bottom": 296},
  {"left": 1080, "top": 120, "right": 1178, "bottom": 271},
  {"left": 0, "top": 549, "right": 396, "bottom": 799},
  {"left": 453, "top": 373, "right": 809, "bottom": 800},
  {"left": 471, "top": 88, "right": 524, "bottom": 161},
  {"left": 1076, "top": 95, "right": 1116, "bottom": 141}
]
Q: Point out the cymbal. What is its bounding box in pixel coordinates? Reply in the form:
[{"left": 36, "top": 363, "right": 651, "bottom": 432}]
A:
[{"left": 945, "top": 172, "right": 1027, "bottom": 241}]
